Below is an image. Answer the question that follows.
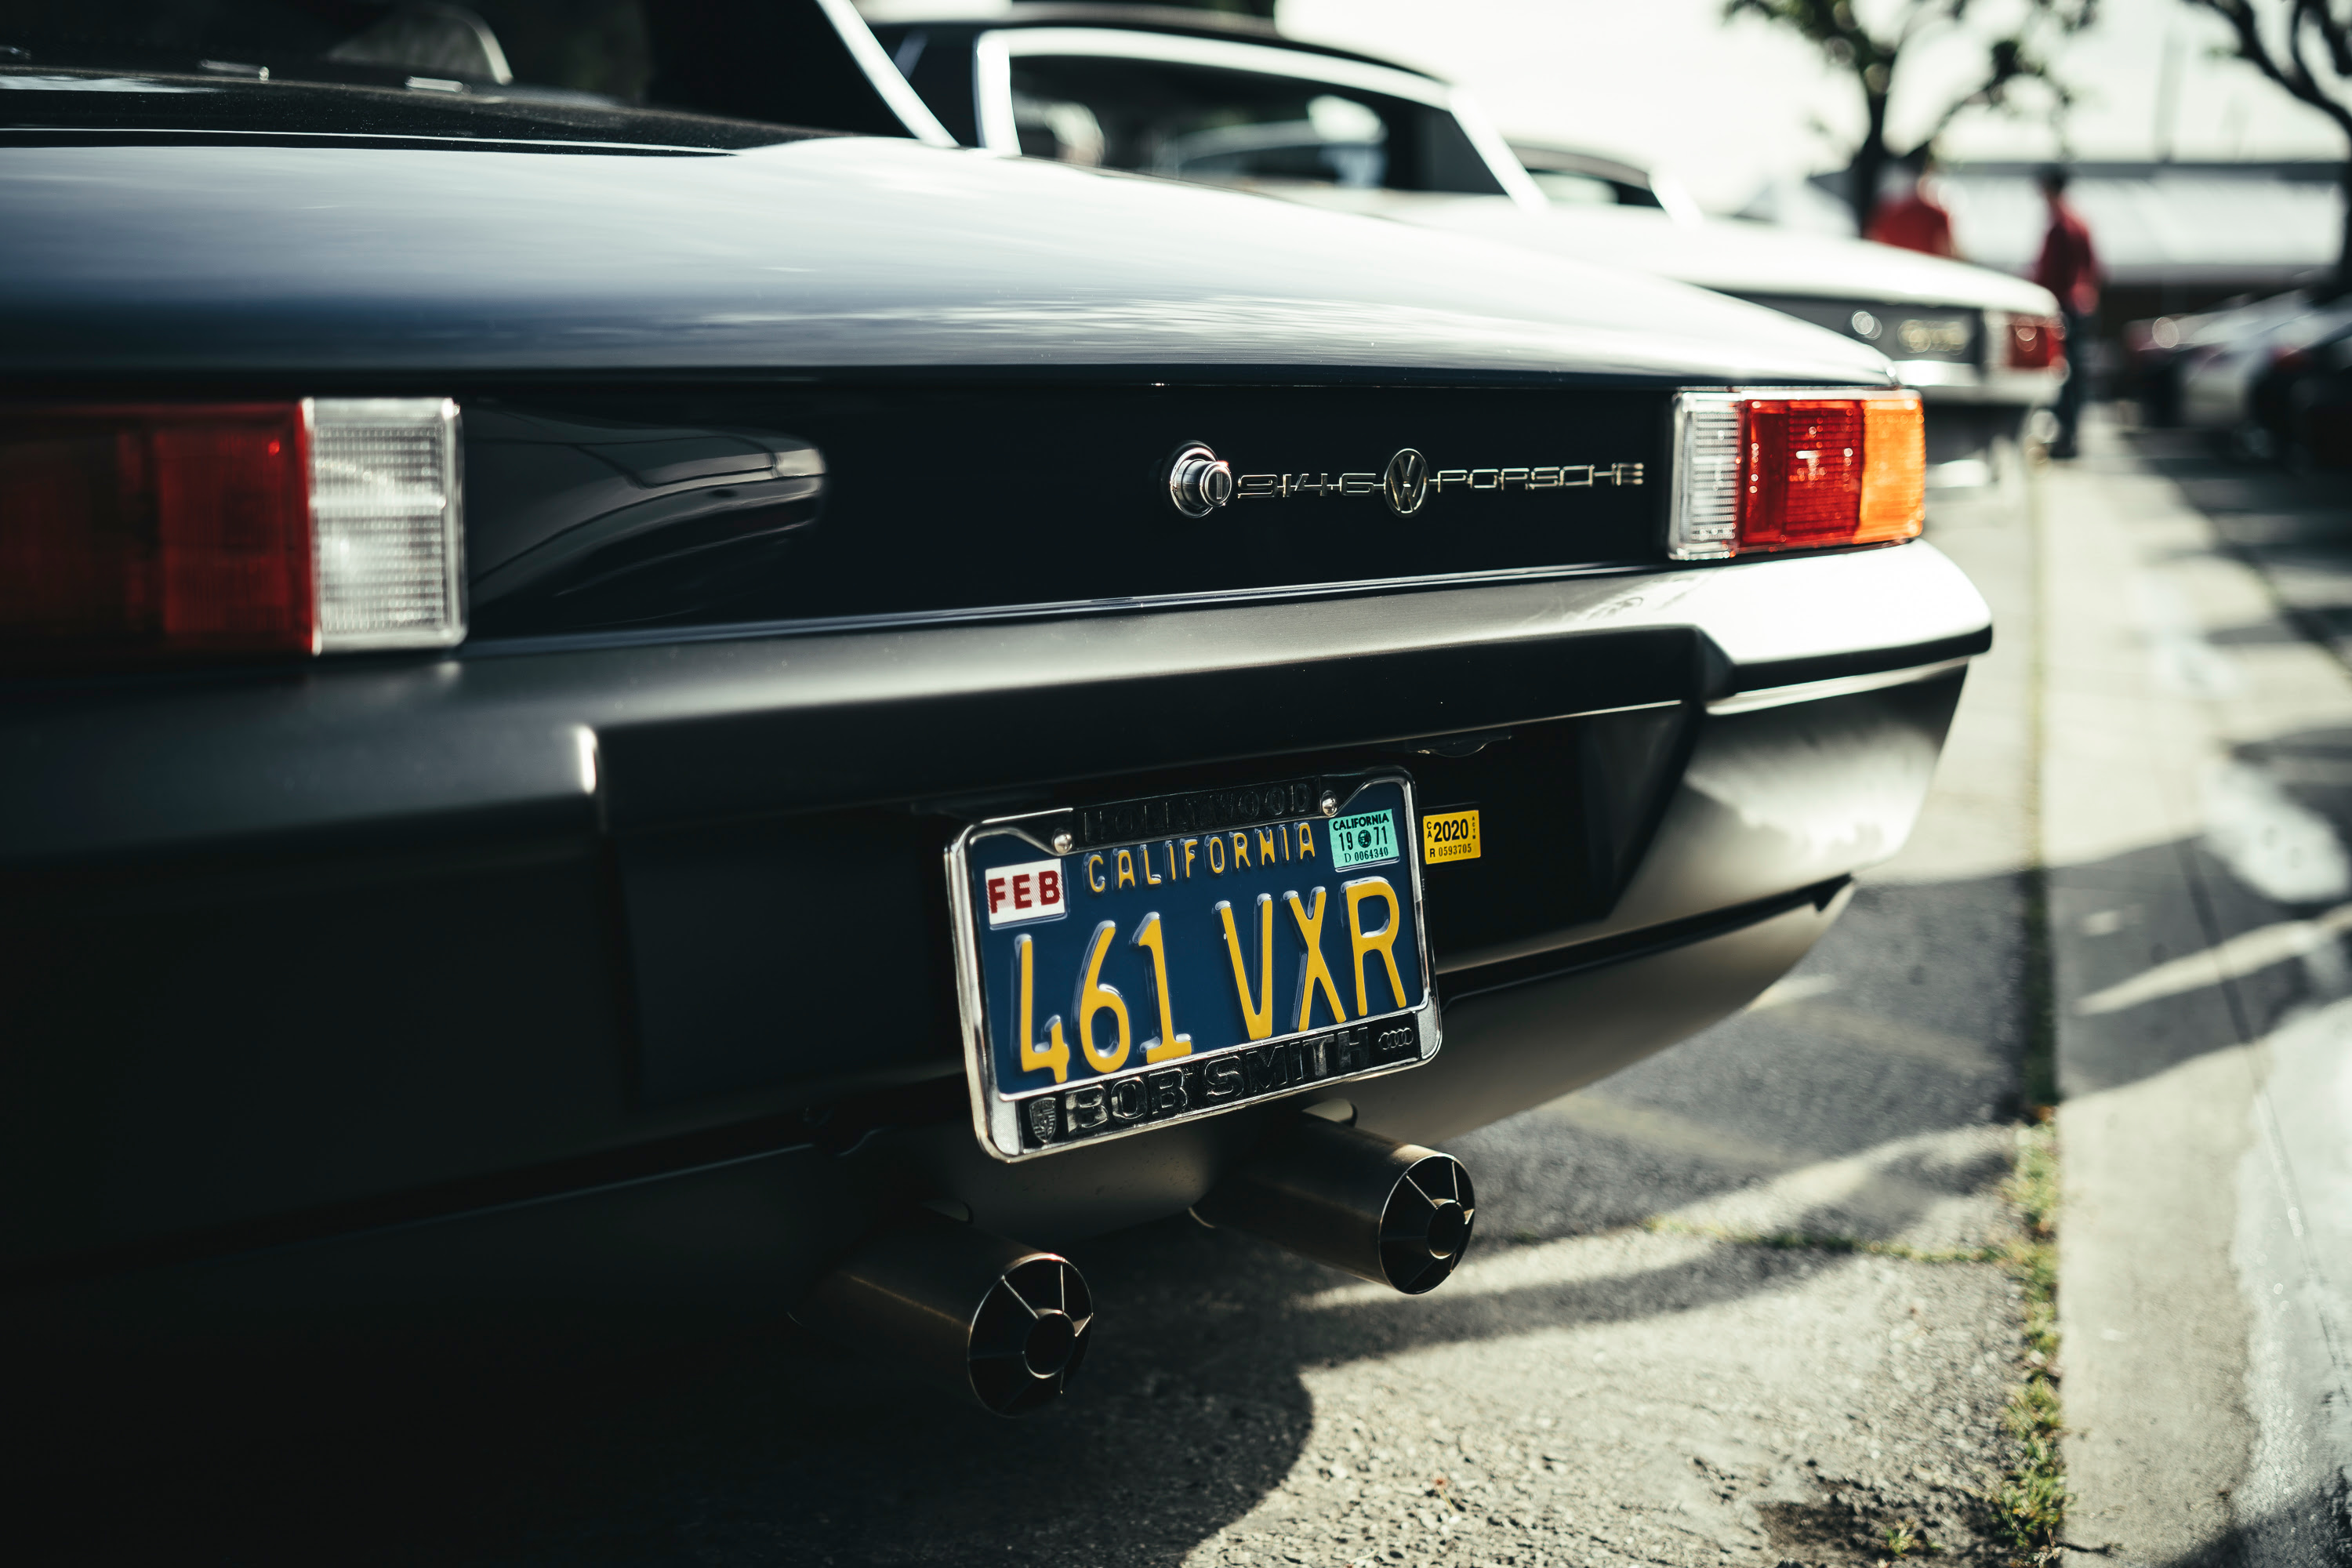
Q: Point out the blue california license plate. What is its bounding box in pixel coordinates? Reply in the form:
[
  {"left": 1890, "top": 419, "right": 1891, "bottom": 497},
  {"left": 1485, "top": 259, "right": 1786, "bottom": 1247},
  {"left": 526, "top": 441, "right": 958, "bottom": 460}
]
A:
[{"left": 946, "top": 773, "right": 1438, "bottom": 1160}]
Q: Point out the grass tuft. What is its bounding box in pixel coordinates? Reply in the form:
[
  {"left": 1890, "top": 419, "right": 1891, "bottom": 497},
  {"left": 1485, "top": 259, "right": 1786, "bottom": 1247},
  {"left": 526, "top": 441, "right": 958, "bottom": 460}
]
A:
[
  {"left": 1991, "top": 1122, "right": 2069, "bottom": 1561},
  {"left": 2004, "top": 1123, "right": 2060, "bottom": 1240},
  {"left": 1881, "top": 1520, "right": 1942, "bottom": 1559},
  {"left": 1646, "top": 1121, "right": 2071, "bottom": 1561}
]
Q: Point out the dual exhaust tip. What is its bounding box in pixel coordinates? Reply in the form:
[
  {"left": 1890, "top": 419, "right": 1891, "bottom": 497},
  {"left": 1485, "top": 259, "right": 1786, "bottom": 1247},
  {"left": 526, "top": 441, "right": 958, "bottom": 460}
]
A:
[
  {"left": 793, "top": 1219, "right": 1094, "bottom": 1418},
  {"left": 792, "top": 1116, "right": 1474, "bottom": 1417},
  {"left": 1192, "top": 1114, "right": 1477, "bottom": 1298}
]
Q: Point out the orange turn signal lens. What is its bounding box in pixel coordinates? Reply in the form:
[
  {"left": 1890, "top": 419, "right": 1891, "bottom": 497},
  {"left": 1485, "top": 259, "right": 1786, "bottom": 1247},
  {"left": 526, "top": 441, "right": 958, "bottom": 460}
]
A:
[
  {"left": 1668, "top": 389, "right": 1925, "bottom": 561},
  {"left": 1858, "top": 394, "right": 1926, "bottom": 543}
]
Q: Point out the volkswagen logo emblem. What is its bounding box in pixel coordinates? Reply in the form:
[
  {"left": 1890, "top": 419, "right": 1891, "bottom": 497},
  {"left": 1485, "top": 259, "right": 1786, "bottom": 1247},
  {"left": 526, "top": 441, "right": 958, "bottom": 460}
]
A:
[{"left": 1383, "top": 448, "right": 1429, "bottom": 517}]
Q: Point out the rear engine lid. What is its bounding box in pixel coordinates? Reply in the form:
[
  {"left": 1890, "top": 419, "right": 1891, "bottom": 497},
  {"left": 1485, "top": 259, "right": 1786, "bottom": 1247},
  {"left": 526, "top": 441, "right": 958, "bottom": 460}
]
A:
[
  {"left": 0, "top": 66, "right": 829, "bottom": 151},
  {"left": 460, "top": 383, "right": 1670, "bottom": 636},
  {"left": 0, "top": 129, "right": 1892, "bottom": 383}
]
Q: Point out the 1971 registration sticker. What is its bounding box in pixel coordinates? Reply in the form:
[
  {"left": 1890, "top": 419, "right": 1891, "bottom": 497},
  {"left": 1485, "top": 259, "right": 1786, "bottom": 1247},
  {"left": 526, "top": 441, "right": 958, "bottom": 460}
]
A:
[{"left": 946, "top": 774, "right": 1439, "bottom": 1160}]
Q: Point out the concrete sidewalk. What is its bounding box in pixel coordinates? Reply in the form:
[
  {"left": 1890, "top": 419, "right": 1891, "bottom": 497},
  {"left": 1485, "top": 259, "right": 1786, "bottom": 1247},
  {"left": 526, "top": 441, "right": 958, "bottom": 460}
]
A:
[{"left": 2042, "top": 415, "right": 2352, "bottom": 1566}]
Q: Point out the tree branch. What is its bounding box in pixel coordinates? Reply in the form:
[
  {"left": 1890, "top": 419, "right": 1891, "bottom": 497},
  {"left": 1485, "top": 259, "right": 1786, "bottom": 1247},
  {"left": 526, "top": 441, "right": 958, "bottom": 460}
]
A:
[
  {"left": 1727, "top": 0, "right": 2096, "bottom": 227},
  {"left": 2303, "top": 0, "right": 2352, "bottom": 80},
  {"left": 2190, "top": 1, "right": 2352, "bottom": 143},
  {"left": 1913, "top": 53, "right": 2024, "bottom": 147},
  {"left": 2191, "top": 2, "right": 2352, "bottom": 299},
  {"left": 1896, "top": 1, "right": 1965, "bottom": 50}
]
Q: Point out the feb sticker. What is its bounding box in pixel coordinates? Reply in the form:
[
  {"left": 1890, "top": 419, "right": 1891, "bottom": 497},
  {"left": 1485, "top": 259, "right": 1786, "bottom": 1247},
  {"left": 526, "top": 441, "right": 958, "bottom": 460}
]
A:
[{"left": 982, "top": 858, "right": 1067, "bottom": 926}]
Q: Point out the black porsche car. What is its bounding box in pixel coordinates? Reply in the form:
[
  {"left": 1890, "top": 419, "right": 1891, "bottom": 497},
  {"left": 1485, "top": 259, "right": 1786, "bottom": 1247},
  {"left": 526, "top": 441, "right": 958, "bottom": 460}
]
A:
[{"left": 0, "top": 2, "right": 1987, "bottom": 1413}]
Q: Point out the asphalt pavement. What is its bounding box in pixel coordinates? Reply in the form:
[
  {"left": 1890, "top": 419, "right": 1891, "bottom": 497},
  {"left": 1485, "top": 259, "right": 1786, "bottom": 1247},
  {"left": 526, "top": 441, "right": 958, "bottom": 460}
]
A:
[{"left": 20, "top": 420, "right": 2350, "bottom": 1567}]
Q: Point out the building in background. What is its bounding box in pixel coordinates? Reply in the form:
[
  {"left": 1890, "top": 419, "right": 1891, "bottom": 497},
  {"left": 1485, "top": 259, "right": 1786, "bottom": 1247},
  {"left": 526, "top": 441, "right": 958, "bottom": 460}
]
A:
[{"left": 1741, "top": 159, "right": 2340, "bottom": 369}]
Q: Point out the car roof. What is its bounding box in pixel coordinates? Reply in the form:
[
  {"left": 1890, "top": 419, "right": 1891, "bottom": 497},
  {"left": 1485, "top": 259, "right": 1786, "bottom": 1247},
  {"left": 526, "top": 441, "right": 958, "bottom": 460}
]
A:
[
  {"left": 1508, "top": 143, "right": 1656, "bottom": 191},
  {"left": 854, "top": 2, "right": 1436, "bottom": 78}
]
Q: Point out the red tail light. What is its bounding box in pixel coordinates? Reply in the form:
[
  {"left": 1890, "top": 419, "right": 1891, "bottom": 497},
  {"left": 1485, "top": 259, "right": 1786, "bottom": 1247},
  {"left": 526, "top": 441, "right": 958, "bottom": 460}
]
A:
[
  {"left": 2003, "top": 314, "right": 2065, "bottom": 371},
  {"left": 1668, "top": 389, "right": 1924, "bottom": 560},
  {"left": 1, "top": 405, "right": 314, "bottom": 660},
  {"left": 1, "top": 399, "right": 463, "bottom": 668}
]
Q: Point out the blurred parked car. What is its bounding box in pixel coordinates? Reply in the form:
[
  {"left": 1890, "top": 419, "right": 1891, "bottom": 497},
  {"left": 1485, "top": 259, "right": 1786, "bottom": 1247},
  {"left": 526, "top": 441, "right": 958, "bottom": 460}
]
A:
[
  {"left": 2120, "top": 298, "right": 2292, "bottom": 429},
  {"left": 2122, "top": 311, "right": 2194, "bottom": 426},
  {"left": 2248, "top": 318, "right": 2352, "bottom": 470},
  {"left": 861, "top": 1, "right": 2066, "bottom": 488},
  {"left": 3, "top": 0, "right": 1987, "bottom": 1411},
  {"left": 1507, "top": 140, "right": 1705, "bottom": 224},
  {"left": 2161, "top": 289, "right": 2352, "bottom": 458}
]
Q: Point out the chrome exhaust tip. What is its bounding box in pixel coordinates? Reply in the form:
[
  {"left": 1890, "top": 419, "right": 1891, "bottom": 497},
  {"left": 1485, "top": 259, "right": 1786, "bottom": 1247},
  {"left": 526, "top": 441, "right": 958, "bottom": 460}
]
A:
[
  {"left": 791, "top": 1216, "right": 1093, "bottom": 1417},
  {"left": 1192, "top": 1114, "right": 1476, "bottom": 1295}
]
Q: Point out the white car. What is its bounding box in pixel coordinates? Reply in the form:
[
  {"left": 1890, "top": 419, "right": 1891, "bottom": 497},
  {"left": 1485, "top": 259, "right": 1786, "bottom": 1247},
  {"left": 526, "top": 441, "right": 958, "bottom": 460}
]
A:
[{"left": 862, "top": 1, "right": 2067, "bottom": 487}]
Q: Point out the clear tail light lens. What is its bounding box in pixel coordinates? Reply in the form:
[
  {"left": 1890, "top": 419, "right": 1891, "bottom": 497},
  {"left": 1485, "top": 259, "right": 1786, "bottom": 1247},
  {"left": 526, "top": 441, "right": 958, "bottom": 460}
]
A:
[
  {"left": 1668, "top": 388, "right": 1925, "bottom": 561},
  {"left": 310, "top": 399, "right": 464, "bottom": 650},
  {"left": 2003, "top": 314, "right": 2066, "bottom": 371},
  {"left": 0, "top": 397, "right": 462, "bottom": 667}
]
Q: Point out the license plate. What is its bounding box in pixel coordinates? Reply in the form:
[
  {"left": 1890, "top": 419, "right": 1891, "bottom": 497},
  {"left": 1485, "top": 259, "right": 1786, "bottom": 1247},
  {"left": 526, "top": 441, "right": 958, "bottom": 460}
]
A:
[{"left": 946, "top": 773, "right": 1439, "bottom": 1160}]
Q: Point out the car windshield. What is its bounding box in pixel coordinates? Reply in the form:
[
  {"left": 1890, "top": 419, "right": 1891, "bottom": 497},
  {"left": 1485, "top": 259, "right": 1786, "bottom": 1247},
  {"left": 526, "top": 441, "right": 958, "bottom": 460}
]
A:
[
  {"left": 0, "top": 2, "right": 654, "bottom": 102},
  {"left": 1004, "top": 53, "right": 1506, "bottom": 197}
]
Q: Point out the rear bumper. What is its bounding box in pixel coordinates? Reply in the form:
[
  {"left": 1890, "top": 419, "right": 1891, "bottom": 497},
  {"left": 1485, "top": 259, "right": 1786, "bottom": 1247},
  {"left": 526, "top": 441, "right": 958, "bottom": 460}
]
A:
[
  {"left": 7, "top": 888, "right": 1850, "bottom": 1344},
  {"left": 0, "top": 541, "right": 1986, "bottom": 866},
  {"left": 0, "top": 542, "right": 1987, "bottom": 1307},
  {"left": 1909, "top": 362, "right": 2063, "bottom": 408}
]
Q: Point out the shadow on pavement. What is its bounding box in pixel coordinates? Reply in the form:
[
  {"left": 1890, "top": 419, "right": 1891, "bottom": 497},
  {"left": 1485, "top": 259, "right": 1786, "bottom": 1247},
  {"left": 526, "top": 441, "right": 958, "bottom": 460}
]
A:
[{"left": 2103, "top": 1479, "right": 2352, "bottom": 1568}]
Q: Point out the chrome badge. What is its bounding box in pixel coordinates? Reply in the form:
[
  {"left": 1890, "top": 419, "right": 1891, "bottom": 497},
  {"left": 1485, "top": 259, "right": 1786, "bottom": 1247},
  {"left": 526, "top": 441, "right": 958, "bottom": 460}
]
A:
[
  {"left": 1166, "top": 442, "right": 1236, "bottom": 518},
  {"left": 1168, "top": 443, "right": 1642, "bottom": 520},
  {"left": 1382, "top": 448, "right": 1428, "bottom": 517}
]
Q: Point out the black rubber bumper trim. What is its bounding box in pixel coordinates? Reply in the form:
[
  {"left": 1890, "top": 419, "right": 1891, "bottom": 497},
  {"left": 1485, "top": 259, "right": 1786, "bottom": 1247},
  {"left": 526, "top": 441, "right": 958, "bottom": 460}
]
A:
[
  {"left": 0, "top": 539, "right": 1992, "bottom": 867},
  {"left": 1725, "top": 628, "right": 1991, "bottom": 696},
  {"left": 1436, "top": 877, "right": 1850, "bottom": 1010}
]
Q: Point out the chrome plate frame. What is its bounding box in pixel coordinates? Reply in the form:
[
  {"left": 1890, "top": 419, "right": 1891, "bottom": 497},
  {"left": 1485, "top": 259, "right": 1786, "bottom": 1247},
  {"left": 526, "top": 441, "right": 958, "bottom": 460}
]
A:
[{"left": 946, "top": 772, "right": 1441, "bottom": 1162}]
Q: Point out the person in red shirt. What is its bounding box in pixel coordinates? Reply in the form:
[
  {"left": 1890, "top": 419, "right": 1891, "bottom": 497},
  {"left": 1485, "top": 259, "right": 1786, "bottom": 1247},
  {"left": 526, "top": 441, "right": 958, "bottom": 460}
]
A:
[
  {"left": 1866, "top": 152, "right": 1959, "bottom": 259},
  {"left": 2034, "top": 166, "right": 2100, "bottom": 459}
]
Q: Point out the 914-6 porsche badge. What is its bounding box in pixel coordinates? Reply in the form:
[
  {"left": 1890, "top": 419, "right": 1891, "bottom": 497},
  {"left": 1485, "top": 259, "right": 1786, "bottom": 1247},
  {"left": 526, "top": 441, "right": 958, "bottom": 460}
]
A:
[
  {"left": 946, "top": 773, "right": 1441, "bottom": 1161},
  {"left": 1163, "top": 443, "right": 1642, "bottom": 518}
]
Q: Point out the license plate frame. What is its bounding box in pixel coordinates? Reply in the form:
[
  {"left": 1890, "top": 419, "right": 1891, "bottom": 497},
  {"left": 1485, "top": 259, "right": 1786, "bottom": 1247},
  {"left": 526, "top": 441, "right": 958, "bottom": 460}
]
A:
[{"left": 946, "top": 771, "right": 1440, "bottom": 1162}]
